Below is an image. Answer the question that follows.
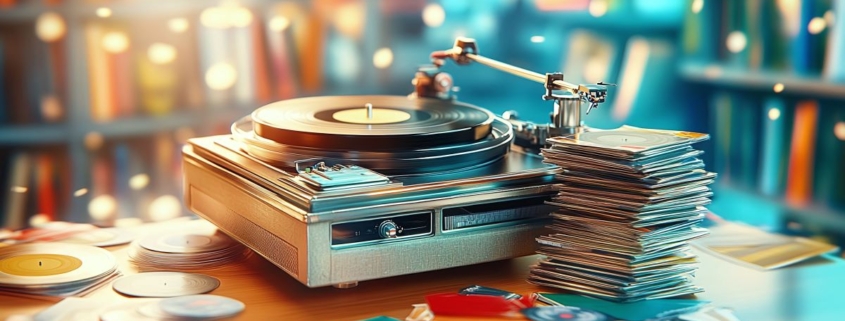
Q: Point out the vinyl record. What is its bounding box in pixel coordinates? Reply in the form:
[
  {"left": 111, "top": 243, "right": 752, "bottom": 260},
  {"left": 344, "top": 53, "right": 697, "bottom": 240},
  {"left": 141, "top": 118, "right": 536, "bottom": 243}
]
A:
[
  {"left": 159, "top": 294, "right": 245, "bottom": 319},
  {"left": 59, "top": 228, "right": 134, "bottom": 247},
  {"left": 234, "top": 114, "right": 513, "bottom": 175},
  {"left": 251, "top": 95, "right": 495, "bottom": 150},
  {"left": 112, "top": 272, "right": 220, "bottom": 297},
  {"left": 138, "top": 232, "right": 235, "bottom": 254},
  {"left": 0, "top": 243, "right": 116, "bottom": 287},
  {"left": 576, "top": 131, "right": 679, "bottom": 149}
]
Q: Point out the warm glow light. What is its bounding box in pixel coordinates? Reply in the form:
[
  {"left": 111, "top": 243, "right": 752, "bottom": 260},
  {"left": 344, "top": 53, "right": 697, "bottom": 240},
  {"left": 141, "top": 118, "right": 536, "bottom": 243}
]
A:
[
  {"left": 824, "top": 10, "right": 835, "bottom": 26},
  {"left": 129, "top": 174, "right": 150, "bottom": 190},
  {"left": 115, "top": 217, "right": 144, "bottom": 227},
  {"left": 530, "top": 35, "right": 545, "bottom": 43},
  {"left": 88, "top": 195, "right": 117, "bottom": 221},
  {"left": 373, "top": 48, "right": 393, "bottom": 69},
  {"left": 101, "top": 31, "right": 129, "bottom": 54},
  {"left": 148, "top": 43, "right": 177, "bottom": 65},
  {"left": 773, "top": 83, "right": 785, "bottom": 93},
  {"left": 269, "top": 15, "right": 290, "bottom": 32},
  {"left": 334, "top": 2, "right": 365, "bottom": 37},
  {"left": 84, "top": 132, "right": 104, "bottom": 151},
  {"left": 40, "top": 95, "right": 63, "bottom": 122},
  {"left": 588, "top": 0, "right": 608, "bottom": 17},
  {"left": 168, "top": 18, "right": 190, "bottom": 33},
  {"left": 726, "top": 31, "right": 747, "bottom": 53},
  {"left": 10, "top": 186, "right": 27, "bottom": 193},
  {"left": 149, "top": 195, "right": 182, "bottom": 222},
  {"left": 74, "top": 188, "right": 88, "bottom": 197},
  {"left": 29, "top": 214, "right": 51, "bottom": 227},
  {"left": 229, "top": 6, "right": 254, "bottom": 28},
  {"left": 96, "top": 7, "right": 112, "bottom": 18},
  {"left": 691, "top": 0, "right": 704, "bottom": 14},
  {"left": 200, "top": 7, "right": 229, "bottom": 29},
  {"left": 768, "top": 108, "right": 781, "bottom": 121},
  {"left": 422, "top": 3, "right": 446, "bottom": 27},
  {"left": 35, "top": 12, "right": 66, "bottom": 42},
  {"left": 835, "top": 122, "right": 845, "bottom": 141},
  {"left": 808, "top": 17, "right": 827, "bottom": 34},
  {"left": 205, "top": 62, "right": 238, "bottom": 90}
]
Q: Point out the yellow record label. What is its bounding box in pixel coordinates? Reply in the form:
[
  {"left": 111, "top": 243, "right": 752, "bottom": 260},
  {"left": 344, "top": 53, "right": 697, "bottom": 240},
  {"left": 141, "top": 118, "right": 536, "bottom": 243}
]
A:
[
  {"left": 332, "top": 108, "right": 411, "bottom": 124},
  {"left": 0, "top": 254, "right": 82, "bottom": 276}
]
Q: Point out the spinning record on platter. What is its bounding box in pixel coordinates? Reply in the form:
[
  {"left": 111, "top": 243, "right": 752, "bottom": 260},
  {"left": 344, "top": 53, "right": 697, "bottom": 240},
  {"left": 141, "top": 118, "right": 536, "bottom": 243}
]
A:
[{"left": 251, "top": 95, "right": 495, "bottom": 150}]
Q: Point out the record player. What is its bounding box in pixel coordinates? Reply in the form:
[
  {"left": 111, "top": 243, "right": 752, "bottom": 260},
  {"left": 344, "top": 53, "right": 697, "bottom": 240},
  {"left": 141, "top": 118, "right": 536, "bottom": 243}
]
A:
[{"left": 181, "top": 38, "right": 610, "bottom": 287}]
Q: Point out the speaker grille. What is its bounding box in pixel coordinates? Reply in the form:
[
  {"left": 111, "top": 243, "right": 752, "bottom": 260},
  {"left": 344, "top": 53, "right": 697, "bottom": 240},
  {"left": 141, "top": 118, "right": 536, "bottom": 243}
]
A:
[{"left": 189, "top": 186, "right": 299, "bottom": 276}]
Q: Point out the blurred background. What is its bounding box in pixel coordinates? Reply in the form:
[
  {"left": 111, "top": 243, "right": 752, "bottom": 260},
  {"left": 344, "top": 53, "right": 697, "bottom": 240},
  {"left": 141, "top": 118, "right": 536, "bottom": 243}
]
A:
[{"left": 0, "top": 0, "right": 843, "bottom": 253}]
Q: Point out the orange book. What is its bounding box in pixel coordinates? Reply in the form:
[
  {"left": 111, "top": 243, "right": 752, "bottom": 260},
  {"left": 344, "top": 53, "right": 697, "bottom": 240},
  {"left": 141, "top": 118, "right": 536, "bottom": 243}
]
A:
[
  {"left": 84, "top": 22, "right": 114, "bottom": 121},
  {"left": 298, "top": 11, "right": 324, "bottom": 93},
  {"left": 785, "top": 101, "right": 820, "bottom": 206},
  {"left": 36, "top": 153, "right": 56, "bottom": 220},
  {"left": 252, "top": 16, "right": 273, "bottom": 104}
]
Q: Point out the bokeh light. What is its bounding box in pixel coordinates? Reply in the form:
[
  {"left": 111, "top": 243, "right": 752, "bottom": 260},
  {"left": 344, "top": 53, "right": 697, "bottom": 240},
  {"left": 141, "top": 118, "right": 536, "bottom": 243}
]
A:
[
  {"left": 835, "top": 122, "right": 845, "bottom": 141},
  {"left": 149, "top": 195, "right": 182, "bottom": 222},
  {"left": 29, "top": 214, "right": 51, "bottom": 227},
  {"left": 168, "top": 18, "right": 190, "bottom": 33},
  {"left": 588, "top": 0, "right": 608, "bottom": 18},
  {"left": 74, "top": 188, "right": 89, "bottom": 197},
  {"left": 773, "top": 83, "right": 785, "bottom": 93},
  {"left": 808, "top": 17, "right": 827, "bottom": 34},
  {"left": 10, "top": 186, "right": 27, "bottom": 193},
  {"left": 269, "top": 15, "right": 290, "bottom": 32},
  {"left": 84, "top": 132, "right": 104, "bottom": 151},
  {"left": 422, "top": 3, "right": 446, "bottom": 27},
  {"left": 101, "top": 31, "right": 130, "bottom": 54},
  {"left": 148, "top": 43, "right": 177, "bottom": 65},
  {"left": 691, "top": 0, "right": 704, "bottom": 14},
  {"left": 768, "top": 108, "right": 781, "bottom": 121},
  {"left": 88, "top": 195, "right": 117, "bottom": 221},
  {"left": 334, "top": 2, "right": 365, "bottom": 37},
  {"left": 35, "top": 12, "right": 66, "bottom": 42},
  {"left": 40, "top": 95, "right": 63, "bottom": 122},
  {"left": 96, "top": 7, "right": 112, "bottom": 18},
  {"left": 373, "top": 47, "right": 393, "bottom": 69},
  {"left": 205, "top": 62, "right": 238, "bottom": 90},
  {"left": 726, "top": 31, "right": 747, "bottom": 53},
  {"left": 129, "top": 174, "right": 150, "bottom": 190},
  {"left": 530, "top": 35, "right": 545, "bottom": 43}
]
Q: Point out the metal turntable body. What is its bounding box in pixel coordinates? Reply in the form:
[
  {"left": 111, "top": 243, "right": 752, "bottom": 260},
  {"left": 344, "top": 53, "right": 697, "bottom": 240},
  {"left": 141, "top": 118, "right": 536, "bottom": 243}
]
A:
[{"left": 182, "top": 38, "right": 610, "bottom": 287}]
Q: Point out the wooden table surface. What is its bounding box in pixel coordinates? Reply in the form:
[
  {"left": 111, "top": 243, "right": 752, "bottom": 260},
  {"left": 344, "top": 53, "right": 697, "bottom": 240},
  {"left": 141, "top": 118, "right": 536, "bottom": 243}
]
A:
[{"left": 3, "top": 222, "right": 845, "bottom": 321}]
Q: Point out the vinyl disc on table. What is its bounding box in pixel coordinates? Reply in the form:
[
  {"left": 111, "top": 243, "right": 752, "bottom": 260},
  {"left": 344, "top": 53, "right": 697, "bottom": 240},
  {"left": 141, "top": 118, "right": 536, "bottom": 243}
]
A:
[
  {"left": 59, "top": 228, "right": 134, "bottom": 247},
  {"left": 112, "top": 272, "right": 220, "bottom": 297},
  {"left": 251, "top": 95, "right": 495, "bottom": 150},
  {"left": 159, "top": 295, "right": 245, "bottom": 319},
  {"left": 0, "top": 243, "right": 116, "bottom": 286},
  {"left": 573, "top": 131, "right": 680, "bottom": 149},
  {"left": 138, "top": 232, "right": 235, "bottom": 254}
]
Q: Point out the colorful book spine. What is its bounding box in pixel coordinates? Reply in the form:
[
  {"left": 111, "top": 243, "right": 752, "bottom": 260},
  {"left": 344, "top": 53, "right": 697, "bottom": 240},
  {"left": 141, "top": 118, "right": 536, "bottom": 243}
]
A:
[
  {"left": 812, "top": 106, "right": 845, "bottom": 209},
  {"left": 824, "top": 0, "right": 845, "bottom": 81},
  {"left": 711, "top": 92, "right": 733, "bottom": 184},
  {"left": 760, "top": 0, "right": 790, "bottom": 71},
  {"left": 84, "top": 22, "right": 114, "bottom": 121},
  {"left": 36, "top": 153, "right": 56, "bottom": 220},
  {"left": 785, "top": 100, "right": 820, "bottom": 206},
  {"left": 681, "top": 0, "right": 721, "bottom": 63},
  {"left": 3, "top": 152, "right": 32, "bottom": 230},
  {"left": 758, "top": 97, "right": 789, "bottom": 196}
]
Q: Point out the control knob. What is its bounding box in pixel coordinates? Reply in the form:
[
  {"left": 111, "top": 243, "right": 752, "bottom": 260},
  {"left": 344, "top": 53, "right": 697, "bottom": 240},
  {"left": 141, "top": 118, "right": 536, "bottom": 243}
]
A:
[{"left": 377, "top": 220, "right": 399, "bottom": 239}]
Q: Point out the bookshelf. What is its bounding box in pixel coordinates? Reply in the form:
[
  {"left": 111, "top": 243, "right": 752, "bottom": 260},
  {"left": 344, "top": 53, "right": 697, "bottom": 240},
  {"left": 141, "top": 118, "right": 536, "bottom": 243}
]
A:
[
  {"left": 0, "top": 0, "right": 703, "bottom": 229},
  {"left": 678, "top": 0, "right": 845, "bottom": 246}
]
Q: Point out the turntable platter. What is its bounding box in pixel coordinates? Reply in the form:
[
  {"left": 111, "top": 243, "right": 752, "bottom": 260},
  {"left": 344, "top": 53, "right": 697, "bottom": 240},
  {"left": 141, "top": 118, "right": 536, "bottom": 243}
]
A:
[{"left": 251, "top": 95, "right": 495, "bottom": 150}]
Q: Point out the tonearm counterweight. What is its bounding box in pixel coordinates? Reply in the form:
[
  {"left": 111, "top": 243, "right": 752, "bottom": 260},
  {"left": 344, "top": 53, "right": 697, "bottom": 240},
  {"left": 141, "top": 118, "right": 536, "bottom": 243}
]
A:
[{"left": 413, "top": 37, "right": 613, "bottom": 149}]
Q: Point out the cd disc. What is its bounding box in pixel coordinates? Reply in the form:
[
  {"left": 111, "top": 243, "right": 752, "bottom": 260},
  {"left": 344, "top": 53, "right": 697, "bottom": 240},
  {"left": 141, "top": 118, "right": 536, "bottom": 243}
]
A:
[
  {"left": 0, "top": 243, "right": 117, "bottom": 287},
  {"left": 251, "top": 95, "right": 495, "bottom": 150},
  {"left": 112, "top": 272, "right": 220, "bottom": 297}
]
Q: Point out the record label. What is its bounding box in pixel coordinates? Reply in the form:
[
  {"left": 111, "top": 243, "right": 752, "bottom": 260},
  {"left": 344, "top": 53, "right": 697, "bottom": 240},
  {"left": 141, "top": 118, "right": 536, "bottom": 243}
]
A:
[
  {"left": 0, "top": 254, "right": 82, "bottom": 276},
  {"left": 332, "top": 108, "right": 412, "bottom": 124}
]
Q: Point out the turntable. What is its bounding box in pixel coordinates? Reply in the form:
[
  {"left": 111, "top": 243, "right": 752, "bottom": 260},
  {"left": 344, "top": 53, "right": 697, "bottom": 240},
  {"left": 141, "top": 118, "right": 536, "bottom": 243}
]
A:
[{"left": 182, "top": 38, "right": 610, "bottom": 287}]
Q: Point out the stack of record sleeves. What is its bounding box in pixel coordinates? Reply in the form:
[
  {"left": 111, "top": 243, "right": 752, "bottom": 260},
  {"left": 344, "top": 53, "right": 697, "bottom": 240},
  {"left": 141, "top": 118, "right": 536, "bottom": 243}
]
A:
[
  {"left": 529, "top": 126, "right": 714, "bottom": 302},
  {"left": 128, "top": 221, "right": 250, "bottom": 271}
]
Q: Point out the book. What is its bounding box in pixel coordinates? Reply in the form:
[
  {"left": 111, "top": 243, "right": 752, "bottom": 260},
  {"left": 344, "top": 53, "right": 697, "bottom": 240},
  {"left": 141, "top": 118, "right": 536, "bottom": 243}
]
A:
[
  {"left": 758, "top": 97, "right": 791, "bottom": 197},
  {"left": 611, "top": 37, "right": 680, "bottom": 129},
  {"left": 760, "top": 0, "right": 790, "bottom": 70},
  {"left": 710, "top": 92, "right": 733, "bottom": 184},
  {"left": 813, "top": 106, "right": 845, "bottom": 209},
  {"left": 84, "top": 21, "right": 115, "bottom": 121},
  {"left": 3, "top": 152, "right": 32, "bottom": 230},
  {"left": 681, "top": 0, "right": 721, "bottom": 63},
  {"left": 785, "top": 100, "right": 820, "bottom": 206},
  {"left": 824, "top": 0, "right": 845, "bottom": 81},
  {"left": 731, "top": 95, "right": 760, "bottom": 189},
  {"left": 35, "top": 152, "right": 57, "bottom": 220}
]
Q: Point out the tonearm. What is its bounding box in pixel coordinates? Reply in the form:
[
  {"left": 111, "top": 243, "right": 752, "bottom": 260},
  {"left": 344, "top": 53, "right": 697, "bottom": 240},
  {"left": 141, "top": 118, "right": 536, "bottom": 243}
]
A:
[{"left": 412, "top": 37, "right": 613, "bottom": 150}]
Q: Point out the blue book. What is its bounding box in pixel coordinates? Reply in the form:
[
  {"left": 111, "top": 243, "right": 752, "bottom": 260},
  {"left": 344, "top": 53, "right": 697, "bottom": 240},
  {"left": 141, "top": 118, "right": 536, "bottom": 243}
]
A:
[
  {"left": 813, "top": 106, "right": 845, "bottom": 210},
  {"left": 710, "top": 92, "right": 734, "bottom": 184},
  {"left": 681, "top": 0, "right": 721, "bottom": 63},
  {"left": 825, "top": 0, "right": 845, "bottom": 81},
  {"left": 731, "top": 95, "right": 761, "bottom": 189},
  {"left": 113, "top": 143, "right": 131, "bottom": 219},
  {"left": 758, "top": 97, "right": 790, "bottom": 196}
]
